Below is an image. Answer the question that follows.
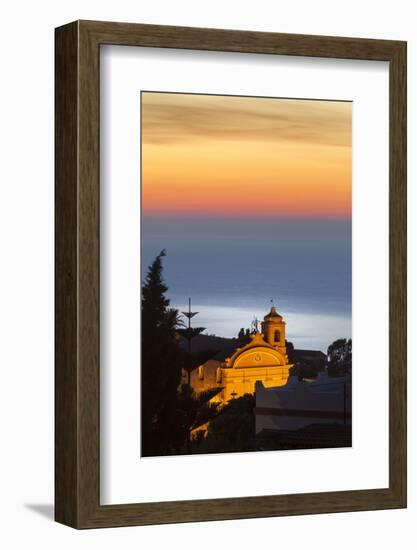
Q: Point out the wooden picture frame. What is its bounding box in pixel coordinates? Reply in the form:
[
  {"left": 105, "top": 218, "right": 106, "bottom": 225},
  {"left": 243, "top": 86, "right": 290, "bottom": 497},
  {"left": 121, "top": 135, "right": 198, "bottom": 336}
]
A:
[{"left": 55, "top": 20, "right": 407, "bottom": 529}]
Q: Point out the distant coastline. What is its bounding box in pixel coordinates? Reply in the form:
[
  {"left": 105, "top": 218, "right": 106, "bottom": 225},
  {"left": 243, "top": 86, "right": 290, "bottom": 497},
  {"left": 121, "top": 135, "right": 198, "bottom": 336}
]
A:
[{"left": 170, "top": 301, "right": 351, "bottom": 353}]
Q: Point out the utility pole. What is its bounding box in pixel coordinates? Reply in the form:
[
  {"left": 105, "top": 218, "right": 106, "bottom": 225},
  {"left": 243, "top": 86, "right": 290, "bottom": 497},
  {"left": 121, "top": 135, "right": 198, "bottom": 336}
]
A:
[
  {"left": 181, "top": 297, "right": 199, "bottom": 387},
  {"left": 180, "top": 298, "right": 204, "bottom": 453}
]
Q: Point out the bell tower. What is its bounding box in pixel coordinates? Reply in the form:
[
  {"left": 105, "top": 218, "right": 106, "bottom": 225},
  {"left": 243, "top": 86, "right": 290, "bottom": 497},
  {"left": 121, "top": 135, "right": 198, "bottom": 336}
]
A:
[{"left": 261, "top": 306, "right": 288, "bottom": 360}]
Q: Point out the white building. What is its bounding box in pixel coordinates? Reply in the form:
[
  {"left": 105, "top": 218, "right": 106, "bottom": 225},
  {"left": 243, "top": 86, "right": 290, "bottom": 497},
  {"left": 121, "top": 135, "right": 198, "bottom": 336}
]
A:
[{"left": 255, "top": 372, "right": 351, "bottom": 435}]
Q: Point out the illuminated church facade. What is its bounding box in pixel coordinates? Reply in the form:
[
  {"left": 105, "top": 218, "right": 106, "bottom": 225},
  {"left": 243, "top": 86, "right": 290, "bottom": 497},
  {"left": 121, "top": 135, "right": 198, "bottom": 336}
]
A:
[{"left": 189, "top": 306, "right": 293, "bottom": 403}]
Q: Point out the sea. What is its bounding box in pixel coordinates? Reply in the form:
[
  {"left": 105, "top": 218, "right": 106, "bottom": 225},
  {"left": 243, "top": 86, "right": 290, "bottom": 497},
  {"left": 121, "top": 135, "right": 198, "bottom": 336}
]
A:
[{"left": 141, "top": 216, "right": 352, "bottom": 353}]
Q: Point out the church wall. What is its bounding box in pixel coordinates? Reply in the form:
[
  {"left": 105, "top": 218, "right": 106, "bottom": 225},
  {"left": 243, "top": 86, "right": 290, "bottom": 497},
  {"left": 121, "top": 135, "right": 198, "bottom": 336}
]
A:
[{"left": 219, "top": 365, "right": 291, "bottom": 402}]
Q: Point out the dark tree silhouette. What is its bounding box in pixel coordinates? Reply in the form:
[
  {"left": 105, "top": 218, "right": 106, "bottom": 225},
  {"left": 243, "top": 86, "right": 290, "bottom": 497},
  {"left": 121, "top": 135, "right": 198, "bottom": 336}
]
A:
[
  {"left": 327, "top": 338, "right": 352, "bottom": 377},
  {"left": 177, "top": 303, "right": 221, "bottom": 452},
  {"left": 178, "top": 384, "right": 221, "bottom": 448},
  {"left": 192, "top": 394, "right": 256, "bottom": 454},
  {"left": 141, "top": 250, "right": 184, "bottom": 456}
]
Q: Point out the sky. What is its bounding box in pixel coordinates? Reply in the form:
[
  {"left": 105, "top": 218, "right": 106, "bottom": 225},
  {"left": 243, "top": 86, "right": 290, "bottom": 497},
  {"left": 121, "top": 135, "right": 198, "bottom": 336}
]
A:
[
  {"left": 141, "top": 92, "right": 352, "bottom": 219},
  {"left": 141, "top": 92, "right": 352, "bottom": 349}
]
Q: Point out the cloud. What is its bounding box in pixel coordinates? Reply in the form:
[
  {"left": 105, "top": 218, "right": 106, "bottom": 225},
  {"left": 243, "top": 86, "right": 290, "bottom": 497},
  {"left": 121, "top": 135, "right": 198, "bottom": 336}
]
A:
[{"left": 141, "top": 92, "right": 352, "bottom": 148}]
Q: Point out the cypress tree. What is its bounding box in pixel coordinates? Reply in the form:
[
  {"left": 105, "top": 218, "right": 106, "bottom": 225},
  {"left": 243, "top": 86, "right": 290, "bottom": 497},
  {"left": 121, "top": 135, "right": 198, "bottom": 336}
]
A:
[{"left": 141, "top": 250, "right": 183, "bottom": 456}]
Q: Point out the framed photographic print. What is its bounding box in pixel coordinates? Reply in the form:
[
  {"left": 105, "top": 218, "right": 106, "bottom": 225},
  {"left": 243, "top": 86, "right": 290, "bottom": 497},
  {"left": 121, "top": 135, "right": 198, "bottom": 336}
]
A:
[{"left": 55, "top": 20, "right": 407, "bottom": 528}]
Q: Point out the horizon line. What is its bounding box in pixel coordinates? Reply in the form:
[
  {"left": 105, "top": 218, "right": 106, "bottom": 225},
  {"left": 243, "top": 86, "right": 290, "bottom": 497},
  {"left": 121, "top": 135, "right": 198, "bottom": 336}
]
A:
[{"left": 141, "top": 212, "right": 352, "bottom": 221}]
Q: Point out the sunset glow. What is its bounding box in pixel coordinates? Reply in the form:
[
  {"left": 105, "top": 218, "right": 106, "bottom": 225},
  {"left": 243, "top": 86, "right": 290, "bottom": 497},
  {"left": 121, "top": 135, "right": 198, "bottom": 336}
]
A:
[{"left": 141, "top": 92, "right": 352, "bottom": 218}]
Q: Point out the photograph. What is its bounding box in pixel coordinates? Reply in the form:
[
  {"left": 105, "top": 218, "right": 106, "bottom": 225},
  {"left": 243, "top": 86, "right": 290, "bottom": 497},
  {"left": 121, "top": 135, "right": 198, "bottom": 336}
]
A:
[
  {"left": 43, "top": 10, "right": 408, "bottom": 534},
  {"left": 141, "top": 91, "right": 352, "bottom": 457}
]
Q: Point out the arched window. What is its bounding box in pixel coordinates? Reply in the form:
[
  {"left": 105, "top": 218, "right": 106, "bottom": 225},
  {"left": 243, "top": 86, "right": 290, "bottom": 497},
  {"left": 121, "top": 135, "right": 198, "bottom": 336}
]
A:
[{"left": 274, "top": 329, "right": 280, "bottom": 343}]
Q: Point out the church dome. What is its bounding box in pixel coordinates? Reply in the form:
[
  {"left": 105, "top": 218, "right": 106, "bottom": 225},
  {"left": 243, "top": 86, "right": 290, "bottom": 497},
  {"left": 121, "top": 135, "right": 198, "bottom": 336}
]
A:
[{"left": 263, "top": 306, "right": 283, "bottom": 322}]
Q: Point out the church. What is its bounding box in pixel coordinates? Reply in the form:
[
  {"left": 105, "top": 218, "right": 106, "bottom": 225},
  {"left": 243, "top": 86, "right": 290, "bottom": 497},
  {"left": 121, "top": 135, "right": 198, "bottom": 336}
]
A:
[{"left": 188, "top": 306, "right": 294, "bottom": 403}]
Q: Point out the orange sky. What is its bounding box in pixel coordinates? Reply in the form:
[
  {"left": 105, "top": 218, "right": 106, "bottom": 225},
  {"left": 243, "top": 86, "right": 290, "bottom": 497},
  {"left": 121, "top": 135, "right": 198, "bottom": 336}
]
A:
[{"left": 141, "top": 92, "right": 352, "bottom": 218}]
